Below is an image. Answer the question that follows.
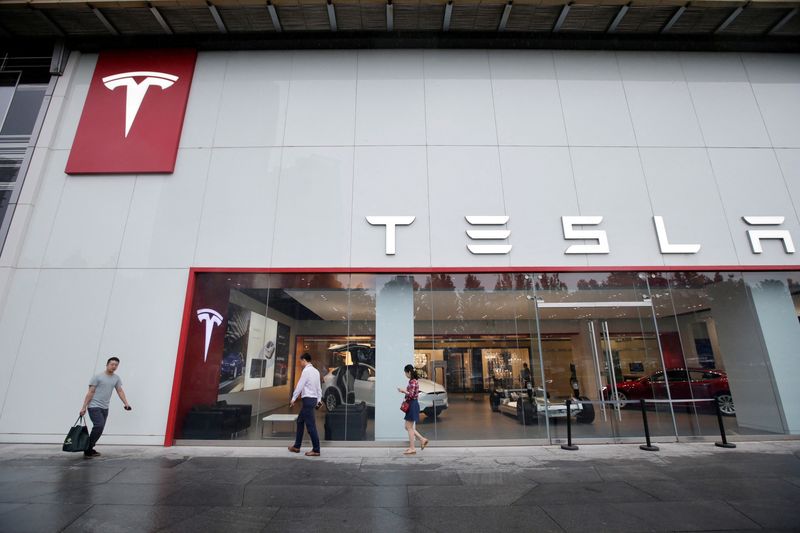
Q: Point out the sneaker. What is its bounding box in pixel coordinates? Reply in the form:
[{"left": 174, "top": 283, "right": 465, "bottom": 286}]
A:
[{"left": 83, "top": 449, "right": 101, "bottom": 458}]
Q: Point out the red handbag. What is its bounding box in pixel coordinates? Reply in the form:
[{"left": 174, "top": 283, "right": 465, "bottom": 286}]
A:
[{"left": 400, "top": 400, "right": 410, "bottom": 413}]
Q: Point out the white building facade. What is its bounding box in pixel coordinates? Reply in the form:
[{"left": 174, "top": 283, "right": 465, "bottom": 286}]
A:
[{"left": 0, "top": 48, "right": 799, "bottom": 446}]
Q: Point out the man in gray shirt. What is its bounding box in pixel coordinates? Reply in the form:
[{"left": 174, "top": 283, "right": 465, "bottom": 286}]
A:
[{"left": 79, "top": 356, "right": 131, "bottom": 458}]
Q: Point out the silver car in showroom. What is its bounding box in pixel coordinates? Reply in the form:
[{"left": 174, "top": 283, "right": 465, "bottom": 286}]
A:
[{"left": 322, "top": 362, "right": 448, "bottom": 419}]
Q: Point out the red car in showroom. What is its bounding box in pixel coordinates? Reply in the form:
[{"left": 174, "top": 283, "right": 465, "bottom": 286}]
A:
[{"left": 601, "top": 368, "right": 735, "bottom": 416}]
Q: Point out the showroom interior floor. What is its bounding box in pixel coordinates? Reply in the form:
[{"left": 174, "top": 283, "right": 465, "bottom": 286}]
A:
[{"left": 234, "top": 394, "right": 773, "bottom": 444}]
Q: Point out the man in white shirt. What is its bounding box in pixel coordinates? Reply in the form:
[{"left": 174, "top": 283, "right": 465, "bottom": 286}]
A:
[{"left": 288, "top": 353, "right": 322, "bottom": 456}]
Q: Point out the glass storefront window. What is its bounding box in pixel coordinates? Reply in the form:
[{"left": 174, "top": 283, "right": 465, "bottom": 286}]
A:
[{"left": 171, "top": 270, "right": 797, "bottom": 444}]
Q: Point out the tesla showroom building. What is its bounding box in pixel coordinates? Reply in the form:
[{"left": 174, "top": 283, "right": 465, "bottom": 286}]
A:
[{"left": 0, "top": 0, "right": 799, "bottom": 447}]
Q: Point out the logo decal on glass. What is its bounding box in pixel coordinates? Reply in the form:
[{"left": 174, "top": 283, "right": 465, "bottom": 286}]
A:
[
  {"left": 196, "top": 308, "right": 223, "bottom": 363},
  {"left": 102, "top": 71, "right": 179, "bottom": 137}
]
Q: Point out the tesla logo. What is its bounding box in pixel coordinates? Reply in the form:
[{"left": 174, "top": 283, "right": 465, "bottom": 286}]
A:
[
  {"left": 102, "top": 71, "right": 179, "bottom": 137},
  {"left": 196, "top": 308, "right": 223, "bottom": 362},
  {"left": 65, "top": 49, "right": 196, "bottom": 174}
]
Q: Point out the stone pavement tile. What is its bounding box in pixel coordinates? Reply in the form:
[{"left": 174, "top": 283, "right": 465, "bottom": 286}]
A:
[
  {"left": 513, "top": 481, "right": 656, "bottom": 505},
  {"left": 522, "top": 466, "right": 602, "bottom": 484},
  {"left": 0, "top": 481, "right": 78, "bottom": 503},
  {"left": 0, "top": 502, "right": 91, "bottom": 533},
  {"left": 357, "top": 470, "right": 462, "bottom": 486},
  {"left": 0, "top": 465, "right": 124, "bottom": 484},
  {"left": 61, "top": 504, "right": 199, "bottom": 533},
  {"left": 105, "top": 467, "right": 184, "bottom": 484},
  {"left": 784, "top": 477, "right": 800, "bottom": 488},
  {"left": 629, "top": 478, "right": 800, "bottom": 502},
  {"left": 541, "top": 502, "right": 657, "bottom": 532},
  {"left": 242, "top": 484, "right": 341, "bottom": 507},
  {"left": 322, "top": 486, "right": 409, "bottom": 507},
  {"left": 392, "top": 505, "right": 563, "bottom": 533},
  {"left": 727, "top": 499, "right": 800, "bottom": 529},
  {"left": 457, "top": 471, "right": 539, "bottom": 485},
  {"left": 173, "top": 457, "right": 240, "bottom": 470},
  {"left": 79, "top": 457, "right": 186, "bottom": 469},
  {"left": 612, "top": 500, "right": 760, "bottom": 531},
  {"left": 162, "top": 506, "right": 280, "bottom": 533},
  {"left": 408, "top": 485, "right": 531, "bottom": 507},
  {"left": 264, "top": 506, "right": 431, "bottom": 533},
  {"left": 248, "top": 468, "right": 372, "bottom": 486},
  {"left": 28, "top": 482, "right": 188, "bottom": 505},
  {"left": 594, "top": 464, "right": 673, "bottom": 482},
  {"left": 0, "top": 503, "right": 25, "bottom": 515},
  {"left": 239, "top": 457, "right": 362, "bottom": 470},
  {"left": 164, "top": 468, "right": 260, "bottom": 485},
  {"left": 161, "top": 482, "right": 245, "bottom": 506}
]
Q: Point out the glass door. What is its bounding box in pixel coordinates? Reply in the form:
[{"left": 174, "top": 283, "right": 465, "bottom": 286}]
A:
[{"left": 529, "top": 272, "right": 677, "bottom": 444}]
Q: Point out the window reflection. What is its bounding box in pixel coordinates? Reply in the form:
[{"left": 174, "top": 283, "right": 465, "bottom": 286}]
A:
[{"left": 173, "top": 270, "right": 797, "bottom": 444}]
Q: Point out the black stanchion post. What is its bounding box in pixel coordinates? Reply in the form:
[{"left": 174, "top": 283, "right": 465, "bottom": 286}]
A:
[
  {"left": 639, "top": 399, "right": 659, "bottom": 452},
  {"left": 561, "top": 399, "right": 578, "bottom": 451},
  {"left": 714, "top": 399, "right": 736, "bottom": 448}
]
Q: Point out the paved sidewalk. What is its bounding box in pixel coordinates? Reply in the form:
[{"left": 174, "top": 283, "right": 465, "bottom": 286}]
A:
[{"left": 1, "top": 441, "right": 799, "bottom": 532}]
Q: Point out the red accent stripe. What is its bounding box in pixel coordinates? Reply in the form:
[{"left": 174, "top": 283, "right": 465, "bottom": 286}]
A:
[
  {"left": 187, "top": 265, "right": 800, "bottom": 273},
  {"left": 164, "top": 269, "right": 197, "bottom": 447}
]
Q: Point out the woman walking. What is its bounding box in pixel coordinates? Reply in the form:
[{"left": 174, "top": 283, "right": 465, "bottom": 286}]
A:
[{"left": 398, "top": 364, "right": 429, "bottom": 455}]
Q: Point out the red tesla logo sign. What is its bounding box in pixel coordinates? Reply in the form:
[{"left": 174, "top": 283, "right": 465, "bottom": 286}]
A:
[{"left": 65, "top": 49, "right": 197, "bottom": 175}]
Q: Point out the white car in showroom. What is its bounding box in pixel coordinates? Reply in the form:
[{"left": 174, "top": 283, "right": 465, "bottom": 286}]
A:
[{"left": 322, "top": 363, "right": 448, "bottom": 419}]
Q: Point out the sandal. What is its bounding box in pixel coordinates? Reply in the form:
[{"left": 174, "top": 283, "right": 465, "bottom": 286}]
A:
[
  {"left": 403, "top": 449, "right": 417, "bottom": 455},
  {"left": 421, "top": 439, "right": 429, "bottom": 450}
]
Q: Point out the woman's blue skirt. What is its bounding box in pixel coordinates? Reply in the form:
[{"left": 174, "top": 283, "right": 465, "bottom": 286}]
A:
[{"left": 404, "top": 399, "right": 420, "bottom": 423}]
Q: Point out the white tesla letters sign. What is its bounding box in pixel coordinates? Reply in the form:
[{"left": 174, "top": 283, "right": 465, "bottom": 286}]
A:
[{"left": 366, "top": 215, "right": 796, "bottom": 256}]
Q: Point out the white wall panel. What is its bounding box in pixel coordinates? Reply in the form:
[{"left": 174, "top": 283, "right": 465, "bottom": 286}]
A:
[
  {"left": 640, "top": 148, "right": 738, "bottom": 266},
  {"left": 17, "top": 150, "right": 68, "bottom": 268},
  {"left": 742, "top": 54, "right": 800, "bottom": 149},
  {"left": 708, "top": 148, "right": 800, "bottom": 265},
  {"left": 51, "top": 53, "right": 97, "bottom": 151},
  {"left": 214, "top": 51, "right": 291, "bottom": 148},
  {"left": 570, "top": 147, "right": 661, "bottom": 267},
  {"left": 118, "top": 149, "right": 212, "bottom": 268},
  {"left": 618, "top": 52, "right": 704, "bottom": 148},
  {"left": 428, "top": 146, "right": 508, "bottom": 267},
  {"left": 776, "top": 149, "right": 800, "bottom": 217},
  {"left": 424, "top": 50, "right": 498, "bottom": 146},
  {"left": 489, "top": 50, "right": 567, "bottom": 147},
  {"left": 355, "top": 50, "right": 426, "bottom": 146},
  {"left": 351, "top": 147, "right": 430, "bottom": 267},
  {"left": 681, "top": 53, "right": 770, "bottom": 148},
  {"left": 0, "top": 204, "right": 32, "bottom": 268},
  {"left": 271, "top": 147, "right": 354, "bottom": 267},
  {"left": 0, "top": 269, "right": 39, "bottom": 420},
  {"left": 96, "top": 269, "right": 188, "bottom": 440},
  {"left": 42, "top": 174, "right": 135, "bottom": 268},
  {"left": 284, "top": 51, "right": 357, "bottom": 146},
  {"left": 555, "top": 51, "right": 636, "bottom": 147},
  {"left": 194, "top": 147, "right": 281, "bottom": 267},
  {"left": 180, "top": 52, "right": 227, "bottom": 149},
  {"left": 0, "top": 269, "right": 115, "bottom": 435},
  {"left": 499, "top": 147, "right": 585, "bottom": 267}
]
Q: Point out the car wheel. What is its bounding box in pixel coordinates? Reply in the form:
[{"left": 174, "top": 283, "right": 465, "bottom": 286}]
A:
[
  {"left": 608, "top": 390, "right": 628, "bottom": 409},
  {"left": 715, "top": 392, "right": 735, "bottom": 416},
  {"left": 324, "top": 390, "right": 340, "bottom": 411},
  {"left": 576, "top": 396, "right": 595, "bottom": 424}
]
